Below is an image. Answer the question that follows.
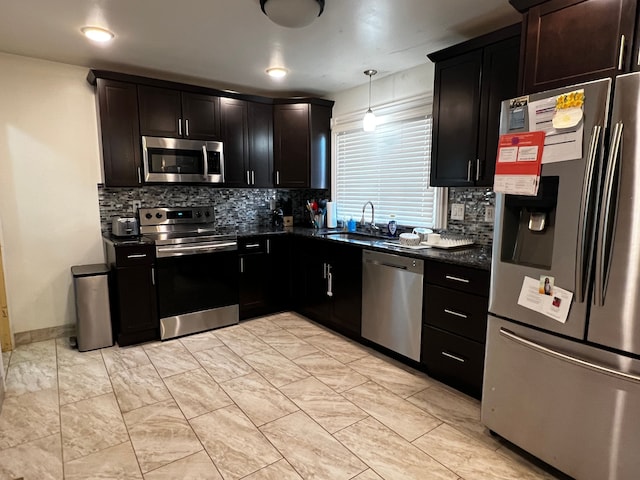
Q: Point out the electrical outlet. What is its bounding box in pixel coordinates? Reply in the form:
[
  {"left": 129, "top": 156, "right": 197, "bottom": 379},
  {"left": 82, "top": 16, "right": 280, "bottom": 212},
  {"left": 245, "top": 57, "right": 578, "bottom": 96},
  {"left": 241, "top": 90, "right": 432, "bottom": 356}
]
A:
[
  {"left": 484, "top": 205, "right": 495, "bottom": 223},
  {"left": 132, "top": 200, "right": 142, "bottom": 212},
  {"left": 451, "top": 203, "right": 465, "bottom": 221}
]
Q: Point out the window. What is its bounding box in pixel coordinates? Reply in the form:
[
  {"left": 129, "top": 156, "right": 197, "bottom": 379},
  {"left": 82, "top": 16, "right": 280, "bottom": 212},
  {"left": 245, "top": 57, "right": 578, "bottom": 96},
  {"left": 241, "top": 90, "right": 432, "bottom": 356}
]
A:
[{"left": 333, "top": 101, "right": 445, "bottom": 229}]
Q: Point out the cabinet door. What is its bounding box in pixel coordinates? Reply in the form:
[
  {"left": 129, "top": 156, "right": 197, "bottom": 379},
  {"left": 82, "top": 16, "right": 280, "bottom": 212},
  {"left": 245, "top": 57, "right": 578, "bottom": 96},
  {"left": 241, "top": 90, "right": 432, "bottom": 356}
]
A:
[
  {"left": 476, "top": 36, "right": 520, "bottom": 186},
  {"left": 294, "top": 239, "right": 330, "bottom": 323},
  {"left": 309, "top": 104, "right": 332, "bottom": 189},
  {"left": 96, "top": 79, "right": 142, "bottom": 187},
  {"left": 274, "top": 104, "right": 310, "bottom": 187},
  {"left": 430, "top": 50, "right": 482, "bottom": 187},
  {"left": 220, "top": 97, "right": 249, "bottom": 187},
  {"left": 328, "top": 244, "right": 362, "bottom": 336},
  {"left": 523, "top": 0, "right": 637, "bottom": 93},
  {"left": 239, "top": 252, "right": 269, "bottom": 320},
  {"left": 138, "top": 86, "right": 182, "bottom": 137},
  {"left": 267, "top": 236, "right": 292, "bottom": 313},
  {"left": 248, "top": 102, "right": 274, "bottom": 187},
  {"left": 182, "top": 92, "right": 220, "bottom": 140},
  {"left": 115, "top": 265, "right": 158, "bottom": 346}
]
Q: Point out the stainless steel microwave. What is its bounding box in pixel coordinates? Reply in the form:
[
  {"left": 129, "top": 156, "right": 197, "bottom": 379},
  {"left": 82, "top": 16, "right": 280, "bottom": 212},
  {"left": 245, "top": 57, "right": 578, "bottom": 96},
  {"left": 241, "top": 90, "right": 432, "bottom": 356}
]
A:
[{"left": 142, "top": 136, "right": 224, "bottom": 184}]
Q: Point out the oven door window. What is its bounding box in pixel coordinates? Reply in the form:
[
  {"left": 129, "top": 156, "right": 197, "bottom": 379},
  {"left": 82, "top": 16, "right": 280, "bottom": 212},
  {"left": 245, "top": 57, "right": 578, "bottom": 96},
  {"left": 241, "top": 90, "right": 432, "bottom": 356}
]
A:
[
  {"left": 156, "top": 250, "right": 239, "bottom": 318},
  {"left": 148, "top": 148, "right": 205, "bottom": 175}
]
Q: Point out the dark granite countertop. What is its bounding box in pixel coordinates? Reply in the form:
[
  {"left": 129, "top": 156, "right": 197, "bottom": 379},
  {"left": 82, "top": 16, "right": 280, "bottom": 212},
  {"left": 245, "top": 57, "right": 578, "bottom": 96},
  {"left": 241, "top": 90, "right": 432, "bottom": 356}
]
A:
[{"left": 237, "top": 226, "right": 492, "bottom": 271}]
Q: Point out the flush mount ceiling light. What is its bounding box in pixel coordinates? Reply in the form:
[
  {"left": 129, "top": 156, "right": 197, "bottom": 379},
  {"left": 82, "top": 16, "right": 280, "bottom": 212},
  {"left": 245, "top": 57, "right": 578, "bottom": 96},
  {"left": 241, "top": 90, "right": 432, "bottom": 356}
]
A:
[
  {"left": 81, "top": 26, "right": 115, "bottom": 43},
  {"left": 266, "top": 67, "right": 288, "bottom": 78},
  {"left": 260, "top": 0, "right": 325, "bottom": 28},
  {"left": 363, "top": 69, "right": 378, "bottom": 132}
]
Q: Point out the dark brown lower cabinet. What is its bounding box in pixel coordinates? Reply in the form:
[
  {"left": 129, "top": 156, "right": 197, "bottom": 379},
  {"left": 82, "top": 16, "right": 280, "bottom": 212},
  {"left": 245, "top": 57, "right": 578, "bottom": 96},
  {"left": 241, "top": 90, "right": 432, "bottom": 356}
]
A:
[
  {"left": 422, "top": 325, "right": 486, "bottom": 397},
  {"left": 422, "top": 261, "right": 490, "bottom": 399},
  {"left": 239, "top": 235, "right": 291, "bottom": 320},
  {"left": 105, "top": 242, "right": 159, "bottom": 346},
  {"left": 294, "top": 238, "right": 362, "bottom": 337}
]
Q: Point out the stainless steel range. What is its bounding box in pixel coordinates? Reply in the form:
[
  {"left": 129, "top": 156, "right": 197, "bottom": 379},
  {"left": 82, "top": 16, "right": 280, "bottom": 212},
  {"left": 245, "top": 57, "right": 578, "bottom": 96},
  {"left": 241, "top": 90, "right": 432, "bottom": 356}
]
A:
[{"left": 140, "top": 206, "right": 239, "bottom": 340}]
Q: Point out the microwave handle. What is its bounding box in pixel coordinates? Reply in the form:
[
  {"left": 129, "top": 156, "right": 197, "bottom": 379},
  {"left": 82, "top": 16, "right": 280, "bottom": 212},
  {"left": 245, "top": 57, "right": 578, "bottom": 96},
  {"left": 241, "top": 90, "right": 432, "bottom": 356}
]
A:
[{"left": 202, "top": 145, "right": 209, "bottom": 179}]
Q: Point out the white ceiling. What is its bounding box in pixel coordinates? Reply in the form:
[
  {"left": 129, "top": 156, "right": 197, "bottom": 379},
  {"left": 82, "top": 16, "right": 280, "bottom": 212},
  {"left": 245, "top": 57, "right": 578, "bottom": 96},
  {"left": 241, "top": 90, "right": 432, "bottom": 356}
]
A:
[{"left": 0, "top": 0, "right": 520, "bottom": 97}]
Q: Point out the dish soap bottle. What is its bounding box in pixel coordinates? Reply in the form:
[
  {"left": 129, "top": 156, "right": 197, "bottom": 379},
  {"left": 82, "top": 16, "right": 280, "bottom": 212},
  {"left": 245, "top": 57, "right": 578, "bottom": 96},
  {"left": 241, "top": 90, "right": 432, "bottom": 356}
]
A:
[{"left": 387, "top": 215, "right": 397, "bottom": 236}]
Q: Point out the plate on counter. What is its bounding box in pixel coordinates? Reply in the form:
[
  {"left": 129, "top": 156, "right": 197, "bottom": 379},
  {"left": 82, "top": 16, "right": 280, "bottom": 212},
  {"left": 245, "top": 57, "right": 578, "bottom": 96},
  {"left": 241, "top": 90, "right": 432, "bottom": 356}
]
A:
[
  {"left": 383, "top": 242, "right": 431, "bottom": 250},
  {"left": 421, "top": 239, "right": 474, "bottom": 249}
]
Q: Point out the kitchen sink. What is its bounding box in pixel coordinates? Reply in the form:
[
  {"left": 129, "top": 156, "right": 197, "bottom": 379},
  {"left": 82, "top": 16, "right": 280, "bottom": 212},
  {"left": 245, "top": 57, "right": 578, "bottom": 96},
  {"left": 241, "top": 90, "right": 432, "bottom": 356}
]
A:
[{"left": 323, "top": 231, "right": 398, "bottom": 244}]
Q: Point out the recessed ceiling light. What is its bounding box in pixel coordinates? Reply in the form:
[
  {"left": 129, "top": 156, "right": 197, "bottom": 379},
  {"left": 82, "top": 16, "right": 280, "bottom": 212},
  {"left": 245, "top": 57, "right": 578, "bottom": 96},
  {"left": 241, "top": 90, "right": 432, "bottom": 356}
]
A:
[
  {"left": 81, "top": 26, "right": 115, "bottom": 43},
  {"left": 266, "top": 67, "right": 288, "bottom": 78}
]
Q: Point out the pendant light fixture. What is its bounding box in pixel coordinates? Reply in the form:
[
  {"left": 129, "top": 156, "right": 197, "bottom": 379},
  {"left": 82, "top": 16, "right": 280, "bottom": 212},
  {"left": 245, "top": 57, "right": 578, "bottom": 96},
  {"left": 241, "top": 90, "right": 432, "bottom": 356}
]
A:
[
  {"left": 260, "top": 0, "right": 325, "bottom": 28},
  {"left": 363, "top": 69, "right": 378, "bottom": 132}
]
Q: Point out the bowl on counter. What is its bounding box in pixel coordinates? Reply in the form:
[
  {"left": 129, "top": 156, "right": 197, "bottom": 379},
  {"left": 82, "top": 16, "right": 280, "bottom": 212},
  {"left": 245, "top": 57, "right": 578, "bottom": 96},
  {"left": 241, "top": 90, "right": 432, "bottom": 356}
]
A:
[{"left": 399, "top": 233, "right": 421, "bottom": 246}]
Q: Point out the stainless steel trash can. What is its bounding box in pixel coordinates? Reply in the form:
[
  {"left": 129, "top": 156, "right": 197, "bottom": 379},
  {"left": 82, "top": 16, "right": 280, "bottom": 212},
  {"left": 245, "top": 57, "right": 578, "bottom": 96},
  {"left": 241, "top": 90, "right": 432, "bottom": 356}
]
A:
[{"left": 71, "top": 264, "right": 113, "bottom": 351}]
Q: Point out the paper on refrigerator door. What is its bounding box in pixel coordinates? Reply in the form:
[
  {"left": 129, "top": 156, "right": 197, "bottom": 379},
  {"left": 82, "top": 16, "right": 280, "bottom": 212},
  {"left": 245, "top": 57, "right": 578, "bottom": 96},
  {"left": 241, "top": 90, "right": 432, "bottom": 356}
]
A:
[
  {"left": 493, "top": 132, "right": 545, "bottom": 196},
  {"left": 517, "top": 276, "right": 573, "bottom": 324},
  {"left": 528, "top": 94, "right": 584, "bottom": 164}
]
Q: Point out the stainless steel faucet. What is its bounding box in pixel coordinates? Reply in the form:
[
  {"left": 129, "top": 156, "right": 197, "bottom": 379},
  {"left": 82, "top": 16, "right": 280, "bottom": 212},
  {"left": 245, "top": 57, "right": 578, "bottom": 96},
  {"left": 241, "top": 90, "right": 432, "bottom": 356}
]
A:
[{"left": 361, "top": 201, "right": 379, "bottom": 231}]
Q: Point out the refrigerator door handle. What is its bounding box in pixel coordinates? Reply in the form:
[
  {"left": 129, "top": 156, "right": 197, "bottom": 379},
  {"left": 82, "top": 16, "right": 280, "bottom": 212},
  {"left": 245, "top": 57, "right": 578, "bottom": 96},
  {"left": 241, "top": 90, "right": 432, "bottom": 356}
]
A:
[
  {"left": 500, "top": 328, "right": 640, "bottom": 384},
  {"left": 575, "top": 124, "right": 601, "bottom": 303},
  {"left": 596, "top": 121, "right": 623, "bottom": 306}
]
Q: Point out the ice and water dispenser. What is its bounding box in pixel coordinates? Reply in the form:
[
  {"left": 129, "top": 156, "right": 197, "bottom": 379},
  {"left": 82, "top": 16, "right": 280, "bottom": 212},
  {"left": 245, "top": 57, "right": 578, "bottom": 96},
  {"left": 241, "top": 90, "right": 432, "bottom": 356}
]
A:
[{"left": 500, "top": 176, "right": 559, "bottom": 269}]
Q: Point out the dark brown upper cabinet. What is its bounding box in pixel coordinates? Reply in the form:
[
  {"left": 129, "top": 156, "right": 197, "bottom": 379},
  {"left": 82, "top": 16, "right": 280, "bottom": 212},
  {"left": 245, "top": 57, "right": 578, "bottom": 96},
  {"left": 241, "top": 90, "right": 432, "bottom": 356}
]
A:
[
  {"left": 95, "top": 79, "right": 142, "bottom": 187},
  {"left": 274, "top": 102, "right": 331, "bottom": 189},
  {"left": 429, "top": 25, "right": 520, "bottom": 187},
  {"left": 221, "top": 98, "right": 274, "bottom": 188},
  {"left": 220, "top": 97, "right": 249, "bottom": 187},
  {"left": 519, "top": 0, "right": 638, "bottom": 93},
  {"left": 138, "top": 85, "right": 220, "bottom": 140}
]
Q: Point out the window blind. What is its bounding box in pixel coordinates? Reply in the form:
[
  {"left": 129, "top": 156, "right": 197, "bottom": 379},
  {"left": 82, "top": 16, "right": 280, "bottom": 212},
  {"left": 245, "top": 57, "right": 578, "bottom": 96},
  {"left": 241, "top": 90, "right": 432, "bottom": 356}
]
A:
[{"left": 335, "top": 115, "right": 438, "bottom": 228}]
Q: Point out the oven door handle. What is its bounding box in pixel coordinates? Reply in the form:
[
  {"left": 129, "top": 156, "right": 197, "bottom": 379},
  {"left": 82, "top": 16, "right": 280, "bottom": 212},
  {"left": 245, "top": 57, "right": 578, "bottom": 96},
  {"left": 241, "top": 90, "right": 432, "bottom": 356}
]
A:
[{"left": 157, "top": 242, "right": 237, "bottom": 258}]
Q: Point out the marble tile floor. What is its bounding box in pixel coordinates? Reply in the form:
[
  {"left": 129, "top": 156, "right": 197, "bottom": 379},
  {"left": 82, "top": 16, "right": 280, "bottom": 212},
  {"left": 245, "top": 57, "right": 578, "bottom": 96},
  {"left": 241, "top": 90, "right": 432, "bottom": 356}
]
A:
[{"left": 0, "top": 312, "right": 568, "bottom": 480}]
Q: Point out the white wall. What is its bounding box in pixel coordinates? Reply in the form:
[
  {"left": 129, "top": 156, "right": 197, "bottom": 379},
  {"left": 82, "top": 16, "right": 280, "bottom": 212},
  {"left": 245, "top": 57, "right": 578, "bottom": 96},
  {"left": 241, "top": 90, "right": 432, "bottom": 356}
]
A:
[
  {"left": 0, "top": 53, "right": 104, "bottom": 334},
  {"left": 329, "top": 63, "right": 435, "bottom": 119}
]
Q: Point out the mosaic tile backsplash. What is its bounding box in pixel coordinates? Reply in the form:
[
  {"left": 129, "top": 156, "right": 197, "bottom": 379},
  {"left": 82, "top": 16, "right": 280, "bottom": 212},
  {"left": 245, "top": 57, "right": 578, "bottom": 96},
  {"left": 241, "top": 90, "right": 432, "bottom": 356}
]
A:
[
  {"left": 98, "top": 185, "right": 495, "bottom": 246},
  {"left": 445, "top": 187, "right": 495, "bottom": 246},
  {"left": 98, "top": 185, "right": 329, "bottom": 234}
]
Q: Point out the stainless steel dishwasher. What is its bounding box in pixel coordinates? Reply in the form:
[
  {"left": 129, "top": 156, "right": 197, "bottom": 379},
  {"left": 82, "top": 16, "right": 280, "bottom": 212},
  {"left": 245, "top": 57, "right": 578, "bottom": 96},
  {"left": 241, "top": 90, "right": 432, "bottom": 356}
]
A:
[{"left": 361, "top": 250, "right": 424, "bottom": 361}]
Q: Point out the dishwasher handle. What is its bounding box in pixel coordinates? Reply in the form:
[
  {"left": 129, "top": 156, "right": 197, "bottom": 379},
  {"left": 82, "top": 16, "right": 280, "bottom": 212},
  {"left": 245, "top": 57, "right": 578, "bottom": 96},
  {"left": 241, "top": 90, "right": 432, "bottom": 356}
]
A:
[{"left": 364, "top": 259, "right": 408, "bottom": 270}]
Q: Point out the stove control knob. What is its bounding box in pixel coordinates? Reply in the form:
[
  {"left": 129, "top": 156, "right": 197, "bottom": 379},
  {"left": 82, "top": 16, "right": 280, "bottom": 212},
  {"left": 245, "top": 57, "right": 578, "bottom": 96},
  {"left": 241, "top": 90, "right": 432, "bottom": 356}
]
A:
[
  {"left": 145, "top": 213, "right": 152, "bottom": 219},
  {"left": 155, "top": 212, "right": 163, "bottom": 219},
  {"left": 205, "top": 211, "right": 211, "bottom": 217},
  {"left": 196, "top": 211, "right": 202, "bottom": 218}
]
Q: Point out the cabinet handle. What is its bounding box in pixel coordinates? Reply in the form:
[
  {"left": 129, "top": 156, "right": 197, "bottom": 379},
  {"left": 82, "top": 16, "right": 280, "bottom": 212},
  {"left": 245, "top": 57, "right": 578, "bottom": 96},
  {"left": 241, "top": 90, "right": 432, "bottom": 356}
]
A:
[
  {"left": 127, "top": 254, "right": 147, "bottom": 259},
  {"left": 151, "top": 267, "right": 155, "bottom": 286},
  {"left": 467, "top": 160, "right": 472, "bottom": 182},
  {"left": 445, "top": 275, "right": 470, "bottom": 284},
  {"left": 251, "top": 170, "right": 255, "bottom": 185},
  {"left": 475, "top": 158, "right": 480, "bottom": 181},
  {"left": 137, "top": 167, "right": 142, "bottom": 184},
  {"left": 246, "top": 243, "right": 260, "bottom": 249},
  {"left": 276, "top": 170, "right": 280, "bottom": 185},
  {"left": 442, "top": 351, "right": 465, "bottom": 363},
  {"left": 326, "top": 265, "right": 333, "bottom": 297},
  {"left": 185, "top": 119, "right": 190, "bottom": 137},
  {"left": 178, "top": 118, "right": 183, "bottom": 136},
  {"left": 266, "top": 239, "right": 270, "bottom": 254},
  {"left": 637, "top": 46, "right": 640, "bottom": 66},
  {"left": 240, "top": 257, "right": 244, "bottom": 273},
  {"left": 618, "top": 35, "right": 626, "bottom": 70},
  {"left": 246, "top": 171, "right": 251, "bottom": 185},
  {"left": 444, "top": 308, "right": 468, "bottom": 319}
]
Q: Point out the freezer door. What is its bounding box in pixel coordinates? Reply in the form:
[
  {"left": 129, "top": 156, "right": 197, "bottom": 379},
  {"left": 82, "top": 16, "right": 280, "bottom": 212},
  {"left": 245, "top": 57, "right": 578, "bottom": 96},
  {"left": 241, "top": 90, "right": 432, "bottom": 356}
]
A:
[
  {"left": 589, "top": 71, "right": 640, "bottom": 356},
  {"left": 490, "top": 78, "right": 611, "bottom": 339},
  {"left": 482, "top": 316, "right": 640, "bottom": 480}
]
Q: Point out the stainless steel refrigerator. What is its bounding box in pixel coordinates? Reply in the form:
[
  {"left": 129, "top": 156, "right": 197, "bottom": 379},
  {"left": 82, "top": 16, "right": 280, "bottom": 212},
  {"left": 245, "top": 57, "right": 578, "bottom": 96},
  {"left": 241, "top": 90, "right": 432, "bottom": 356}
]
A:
[{"left": 482, "top": 72, "right": 640, "bottom": 480}]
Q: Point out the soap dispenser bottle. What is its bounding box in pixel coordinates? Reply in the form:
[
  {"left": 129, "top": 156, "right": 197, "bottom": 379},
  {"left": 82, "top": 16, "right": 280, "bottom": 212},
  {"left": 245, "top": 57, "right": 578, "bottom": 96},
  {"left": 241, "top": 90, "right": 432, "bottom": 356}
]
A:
[{"left": 387, "top": 215, "right": 397, "bottom": 236}]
